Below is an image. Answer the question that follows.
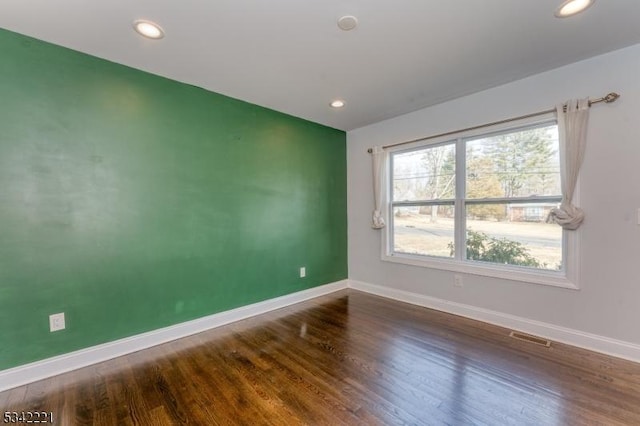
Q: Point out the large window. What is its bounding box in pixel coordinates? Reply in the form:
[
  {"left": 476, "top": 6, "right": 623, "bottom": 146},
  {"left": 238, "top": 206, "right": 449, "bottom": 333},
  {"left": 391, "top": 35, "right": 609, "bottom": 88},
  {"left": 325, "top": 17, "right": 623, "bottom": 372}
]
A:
[{"left": 386, "top": 117, "right": 577, "bottom": 288}]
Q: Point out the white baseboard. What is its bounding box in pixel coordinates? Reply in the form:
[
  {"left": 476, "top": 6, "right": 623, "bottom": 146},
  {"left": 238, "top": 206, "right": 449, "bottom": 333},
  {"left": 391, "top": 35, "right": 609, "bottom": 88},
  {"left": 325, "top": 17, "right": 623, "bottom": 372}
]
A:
[
  {"left": 4, "top": 278, "right": 638, "bottom": 393},
  {"left": 0, "top": 280, "right": 349, "bottom": 392},
  {"left": 348, "top": 280, "right": 640, "bottom": 364}
]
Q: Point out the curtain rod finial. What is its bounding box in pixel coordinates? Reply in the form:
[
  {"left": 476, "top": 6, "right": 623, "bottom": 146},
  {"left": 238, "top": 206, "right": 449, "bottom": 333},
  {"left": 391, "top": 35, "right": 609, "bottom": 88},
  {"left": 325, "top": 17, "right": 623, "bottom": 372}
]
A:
[{"left": 604, "top": 92, "right": 620, "bottom": 103}]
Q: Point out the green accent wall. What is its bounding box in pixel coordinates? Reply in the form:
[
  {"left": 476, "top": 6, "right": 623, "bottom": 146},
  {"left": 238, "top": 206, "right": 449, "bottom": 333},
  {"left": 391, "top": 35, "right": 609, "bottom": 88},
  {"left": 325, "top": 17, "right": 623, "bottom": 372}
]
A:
[{"left": 0, "top": 29, "right": 347, "bottom": 370}]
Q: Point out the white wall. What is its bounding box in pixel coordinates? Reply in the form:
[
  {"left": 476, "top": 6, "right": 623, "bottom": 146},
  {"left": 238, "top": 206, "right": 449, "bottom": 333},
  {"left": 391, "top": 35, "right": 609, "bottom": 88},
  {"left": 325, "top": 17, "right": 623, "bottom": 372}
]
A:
[{"left": 347, "top": 44, "right": 640, "bottom": 345}]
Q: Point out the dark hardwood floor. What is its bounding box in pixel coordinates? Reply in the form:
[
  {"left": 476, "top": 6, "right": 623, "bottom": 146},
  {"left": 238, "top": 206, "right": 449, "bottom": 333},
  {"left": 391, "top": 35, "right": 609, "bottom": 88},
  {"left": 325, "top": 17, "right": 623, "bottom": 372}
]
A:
[{"left": 2, "top": 289, "right": 640, "bottom": 425}]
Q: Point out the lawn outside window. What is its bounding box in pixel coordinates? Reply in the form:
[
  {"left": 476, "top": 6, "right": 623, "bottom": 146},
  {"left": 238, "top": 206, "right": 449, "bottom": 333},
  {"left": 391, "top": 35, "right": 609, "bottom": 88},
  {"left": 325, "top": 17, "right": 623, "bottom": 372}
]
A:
[{"left": 383, "top": 114, "right": 580, "bottom": 289}]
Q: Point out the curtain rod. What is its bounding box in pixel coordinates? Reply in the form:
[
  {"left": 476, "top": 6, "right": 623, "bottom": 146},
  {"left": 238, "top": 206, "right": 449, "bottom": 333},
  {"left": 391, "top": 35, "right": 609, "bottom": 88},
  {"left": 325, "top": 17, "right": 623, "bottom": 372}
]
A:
[{"left": 366, "top": 92, "right": 620, "bottom": 153}]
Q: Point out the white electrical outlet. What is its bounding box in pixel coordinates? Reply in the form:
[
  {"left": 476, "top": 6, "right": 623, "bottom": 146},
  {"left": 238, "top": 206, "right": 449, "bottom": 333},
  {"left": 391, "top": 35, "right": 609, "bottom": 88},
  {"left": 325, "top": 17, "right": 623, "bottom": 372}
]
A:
[
  {"left": 454, "top": 274, "right": 463, "bottom": 288},
  {"left": 300, "top": 267, "right": 306, "bottom": 278},
  {"left": 49, "top": 312, "right": 66, "bottom": 332}
]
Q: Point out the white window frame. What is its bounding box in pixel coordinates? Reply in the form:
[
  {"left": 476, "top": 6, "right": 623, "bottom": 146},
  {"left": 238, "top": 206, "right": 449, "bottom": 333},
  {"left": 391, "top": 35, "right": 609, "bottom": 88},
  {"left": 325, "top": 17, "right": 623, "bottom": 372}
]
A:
[{"left": 381, "top": 113, "right": 580, "bottom": 290}]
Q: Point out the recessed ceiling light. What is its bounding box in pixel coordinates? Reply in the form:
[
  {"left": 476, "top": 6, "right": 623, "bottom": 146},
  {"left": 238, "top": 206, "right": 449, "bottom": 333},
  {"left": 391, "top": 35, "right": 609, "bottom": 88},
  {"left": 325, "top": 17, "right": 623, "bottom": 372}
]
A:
[
  {"left": 330, "top": 100, "right": 345, "bottom": 108},
  {"left": 337, "top": 15, "right": 358, "bottom": 31},
  {"left": 555, "top": 0, "right": 595, "bottom": 18},
  {"left": 133, "top": 20, "right": 165, "bottom": 39}
]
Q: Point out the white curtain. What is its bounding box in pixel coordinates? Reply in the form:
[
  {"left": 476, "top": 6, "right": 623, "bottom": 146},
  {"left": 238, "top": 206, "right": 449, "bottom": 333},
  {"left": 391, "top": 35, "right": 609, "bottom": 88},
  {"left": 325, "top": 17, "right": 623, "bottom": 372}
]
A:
[
  {"left": 548, "top": 98, "right": 590, "bottom": 230},
  {"left": 371, "top": 146, "right": 387, "bottom": 229}
]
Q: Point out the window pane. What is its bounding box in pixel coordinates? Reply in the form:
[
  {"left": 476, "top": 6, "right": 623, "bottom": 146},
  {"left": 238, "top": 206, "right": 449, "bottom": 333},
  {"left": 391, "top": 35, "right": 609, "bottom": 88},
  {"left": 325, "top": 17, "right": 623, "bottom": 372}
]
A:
[
  {"left": 393, "top": 206, "right": 454, "bottom": 258},
  {"left": 393, "top": 143, "right": 455, "bottom": 202},
  {"left": 466, "top": 125, "right": 560, "bottom": 198},
  {"left": 466, "top": 203, "right": 562, "bottom": 270}
]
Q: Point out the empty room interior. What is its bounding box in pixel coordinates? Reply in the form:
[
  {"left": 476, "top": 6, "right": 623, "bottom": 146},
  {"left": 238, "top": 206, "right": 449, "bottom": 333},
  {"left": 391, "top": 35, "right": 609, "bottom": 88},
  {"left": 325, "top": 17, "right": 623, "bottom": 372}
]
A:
[{"left": 2, "top": 0, "right": 640, "bottom": 424}]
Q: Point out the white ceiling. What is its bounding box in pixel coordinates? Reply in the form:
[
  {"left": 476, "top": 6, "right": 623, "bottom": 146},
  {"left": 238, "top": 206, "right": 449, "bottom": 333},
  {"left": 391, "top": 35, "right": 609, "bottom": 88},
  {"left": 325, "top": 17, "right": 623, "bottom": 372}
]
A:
[{"left": 2, "top": 1, "right": 640, "bottom": 131}]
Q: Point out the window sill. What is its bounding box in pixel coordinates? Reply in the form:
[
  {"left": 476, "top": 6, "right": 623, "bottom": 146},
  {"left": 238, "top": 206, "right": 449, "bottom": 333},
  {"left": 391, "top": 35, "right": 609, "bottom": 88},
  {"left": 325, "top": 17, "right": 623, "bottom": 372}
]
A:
[{"left": 382, "top": 252, "right": 579, "bottom": 290}]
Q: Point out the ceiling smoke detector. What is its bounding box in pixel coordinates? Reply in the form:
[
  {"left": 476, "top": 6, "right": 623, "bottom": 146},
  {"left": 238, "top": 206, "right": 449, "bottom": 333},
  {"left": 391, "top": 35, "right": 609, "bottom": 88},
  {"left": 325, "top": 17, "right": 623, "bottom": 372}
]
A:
[{"left": 337, "top": 15, "right": 358, "bottom": 31}]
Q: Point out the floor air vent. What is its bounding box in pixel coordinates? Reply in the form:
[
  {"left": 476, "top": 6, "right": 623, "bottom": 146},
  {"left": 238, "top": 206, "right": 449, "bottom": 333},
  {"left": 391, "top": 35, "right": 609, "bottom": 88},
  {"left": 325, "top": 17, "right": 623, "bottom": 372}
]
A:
[{"left": 509, "top": 331, "right": 551, "bottom": 347}]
